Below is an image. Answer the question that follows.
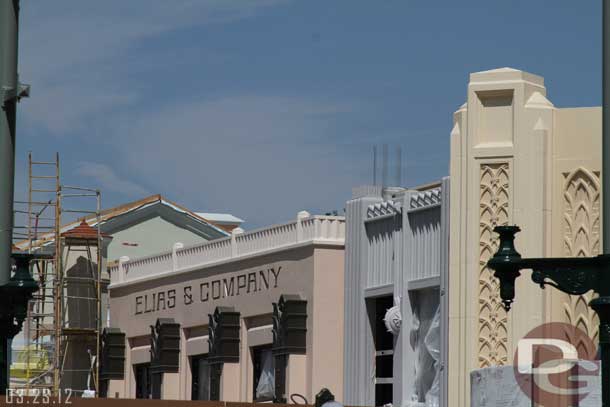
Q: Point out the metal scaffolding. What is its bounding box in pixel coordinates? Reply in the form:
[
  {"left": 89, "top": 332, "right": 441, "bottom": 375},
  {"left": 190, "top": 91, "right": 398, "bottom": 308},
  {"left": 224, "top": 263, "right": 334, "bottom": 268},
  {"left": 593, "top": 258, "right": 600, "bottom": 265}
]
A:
[{"left": 11, "top": 153, "right": 103, "bottom": 397}]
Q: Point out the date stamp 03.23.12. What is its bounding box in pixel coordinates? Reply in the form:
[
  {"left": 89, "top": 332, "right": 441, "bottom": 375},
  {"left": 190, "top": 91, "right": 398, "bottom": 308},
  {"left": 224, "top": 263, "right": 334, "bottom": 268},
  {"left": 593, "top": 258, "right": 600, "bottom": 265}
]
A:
[{"left": 4, "top": 389, "right": 73, "bottom": 405}]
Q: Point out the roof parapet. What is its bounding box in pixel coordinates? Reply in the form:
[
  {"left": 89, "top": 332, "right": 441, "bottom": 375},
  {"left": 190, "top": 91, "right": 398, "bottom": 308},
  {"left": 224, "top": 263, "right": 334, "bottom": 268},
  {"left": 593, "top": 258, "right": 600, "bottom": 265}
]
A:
[{"left": 109, "top": 211, "right": 345, "bottom": 287}]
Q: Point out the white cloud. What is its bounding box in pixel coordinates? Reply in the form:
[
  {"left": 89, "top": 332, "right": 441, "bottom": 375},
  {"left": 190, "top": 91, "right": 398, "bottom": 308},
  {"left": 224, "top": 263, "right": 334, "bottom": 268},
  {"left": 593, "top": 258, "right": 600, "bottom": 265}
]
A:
[
  {"left": 16, "top": 0, "right": 365, "bottom": 227},
  {"left": 18, "top": 0, "right": 291, "bottom": 136},
  {"left": 109, "top": 94, "right": 362, "bottom": 224}
]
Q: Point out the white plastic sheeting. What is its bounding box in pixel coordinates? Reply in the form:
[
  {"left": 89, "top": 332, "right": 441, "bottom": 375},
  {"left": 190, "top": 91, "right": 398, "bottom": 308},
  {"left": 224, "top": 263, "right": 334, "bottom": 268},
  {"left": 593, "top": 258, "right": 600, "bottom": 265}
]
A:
[
  {"left": 470, "top": 366, "right": 530, "bottom": 407},
  {"left": 423, "top": 308, "right": 441, "bottom": 407},
  {"left": 409, "top": 291, "right": 440, "bottom": 406},
  {"left": 255, "top": 349, "right": 275, "bottom": 400},
  {"left": 471, "top": 364, "right": 602, "bottom": 407}
]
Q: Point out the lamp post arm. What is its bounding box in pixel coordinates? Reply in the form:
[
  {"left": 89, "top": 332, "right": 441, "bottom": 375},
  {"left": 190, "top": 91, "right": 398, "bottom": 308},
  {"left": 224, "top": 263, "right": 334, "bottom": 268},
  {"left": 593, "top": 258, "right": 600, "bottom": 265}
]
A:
[
  {"left": 488, "top": 226, "right": 610, "bottom": 406},
  {"left": 487, "top": 226, "right": 610, "bottom": 310},
  {"left": 523, "top": 257, "right": 607, "bottom": 296}
]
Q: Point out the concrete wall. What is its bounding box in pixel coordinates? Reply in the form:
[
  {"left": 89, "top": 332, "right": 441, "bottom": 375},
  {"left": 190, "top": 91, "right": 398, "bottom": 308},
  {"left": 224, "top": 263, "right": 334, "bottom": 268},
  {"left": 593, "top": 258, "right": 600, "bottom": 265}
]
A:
[
  {"left": 548, "top": 107, "right": 602, "bottom": 338},
  {"left": 108, "top": 242, "right": 345, "bottom": 401},
  {"left": 107, "top": 216, "right": 213, "bottom": 263},
  {"left": 343, "top": 192, "right": 383, "bottom": 406},
  {"left": 448, "top": 67, "right": 602, "bottom": 407},
  {"left": 311, "top": 247, "right": 345, "bottom": 399},
  {"left": 343, "top": 182, "right": 449, "bottom": 407}
]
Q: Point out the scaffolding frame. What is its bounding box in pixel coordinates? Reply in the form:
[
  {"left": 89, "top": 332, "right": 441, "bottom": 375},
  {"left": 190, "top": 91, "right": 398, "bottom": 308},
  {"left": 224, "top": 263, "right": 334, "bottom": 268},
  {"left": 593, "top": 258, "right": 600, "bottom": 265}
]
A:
[
  {"left": 55, "top": 184, "right": 102, "bottom": 396},
  {"left": 11, "top": 153, "right": 103, "bottom": 397}
]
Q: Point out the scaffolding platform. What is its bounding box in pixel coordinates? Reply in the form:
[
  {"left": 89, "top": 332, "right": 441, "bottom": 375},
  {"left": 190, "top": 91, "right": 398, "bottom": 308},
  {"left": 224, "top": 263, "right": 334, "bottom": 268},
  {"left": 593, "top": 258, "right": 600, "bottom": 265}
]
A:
[{"left": 11, "top": 153, "right": 103, "bottom": 397}]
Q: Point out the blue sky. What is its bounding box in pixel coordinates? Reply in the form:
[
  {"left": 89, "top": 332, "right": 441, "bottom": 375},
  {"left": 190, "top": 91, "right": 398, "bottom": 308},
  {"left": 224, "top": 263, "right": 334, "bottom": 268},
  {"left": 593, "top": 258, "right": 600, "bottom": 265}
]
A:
[{"left": 14, "top": 0, "right": 601, "bottom": 228}]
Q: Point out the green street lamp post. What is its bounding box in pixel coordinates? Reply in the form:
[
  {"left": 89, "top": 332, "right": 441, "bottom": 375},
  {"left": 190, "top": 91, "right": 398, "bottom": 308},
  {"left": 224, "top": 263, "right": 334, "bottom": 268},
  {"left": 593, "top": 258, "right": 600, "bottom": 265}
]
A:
[
  {"left": 488, "top": 226, "right": 610, "bottom": 406},
  {"left": 0, "top": 0, "right": 36, "bottom": 396},
  {"left": 0, "top": 254, "right": 38, "bottom": 394},
  {"left": 488, "top": 1, "right": 610, "bottom": 405}
]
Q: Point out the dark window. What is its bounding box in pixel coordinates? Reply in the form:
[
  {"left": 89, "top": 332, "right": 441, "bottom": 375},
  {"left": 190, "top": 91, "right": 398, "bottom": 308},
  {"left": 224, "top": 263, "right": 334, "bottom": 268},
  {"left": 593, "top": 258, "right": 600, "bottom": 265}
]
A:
[
  {"left": 252, "top": 346, "right": 274, "bottom": 401},
  {"left": 134, "top": 363, "right": 151, "bottom": 399},
  {"left": 371, "top": 295, "right": 394, "bottom": 406},
  {"left": 209, "top": 364, "right": 222, "bottom": 401},
  {"left": 374, "top": 296, "right": 395, "bottom": 351},
  {"left": 375, "top": 384, "right": 393, "bottom": 407},
  {"left": 191, "top": 354, "right": 211, "bottom": 400}
]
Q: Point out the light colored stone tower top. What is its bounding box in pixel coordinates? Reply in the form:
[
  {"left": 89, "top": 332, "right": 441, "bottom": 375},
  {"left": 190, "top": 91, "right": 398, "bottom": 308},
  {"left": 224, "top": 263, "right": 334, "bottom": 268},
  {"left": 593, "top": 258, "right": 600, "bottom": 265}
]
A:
[{"left": 470, "top": 67, "right": 545, "bottom": 87}]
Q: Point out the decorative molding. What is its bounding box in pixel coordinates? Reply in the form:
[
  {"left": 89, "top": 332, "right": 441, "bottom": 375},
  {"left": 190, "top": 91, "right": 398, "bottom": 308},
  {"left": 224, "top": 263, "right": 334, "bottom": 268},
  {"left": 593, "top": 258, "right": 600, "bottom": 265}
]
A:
[
  {"left": 409, "top": 188, "right": 442, "bottom": 210},
  {"left": 562, "top": 168, "right": 600, "bottom": 345},
  {"left": 524, "top": 91, "right": 555, "bottom": 110},
  {"left": 383, "top": 304, "right": 402, "bottom": 336},
  {"left": 367, "top": 200, "right": 401, "bottom": 220},
  {"left": 478, "top": 163, "right": 510, "bottom": 367},
  {"left": 109, "top": 215, "right": 345, "bottom": 287}
]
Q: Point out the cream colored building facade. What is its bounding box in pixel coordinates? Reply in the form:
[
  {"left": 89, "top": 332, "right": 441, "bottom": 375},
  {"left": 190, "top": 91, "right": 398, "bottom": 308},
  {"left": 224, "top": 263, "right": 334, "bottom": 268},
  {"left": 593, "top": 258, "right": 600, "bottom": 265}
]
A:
[
  {"left": 105, "top": 212, "right": 345, "bottom": 402},
  {"left": 448, "top": 67, "right": 601, "bottom": 407}
]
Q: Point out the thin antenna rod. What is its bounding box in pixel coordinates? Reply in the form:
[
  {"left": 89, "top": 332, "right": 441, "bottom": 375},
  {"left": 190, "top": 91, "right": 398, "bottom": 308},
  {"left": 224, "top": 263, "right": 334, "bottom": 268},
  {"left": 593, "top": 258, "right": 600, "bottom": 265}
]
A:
[
  {"left": 396, "top": 146, "right": 402, "bottom": 186},
  {"left": 382, "top": 144, "right": 388, "bottom": 188},
  {"left": 373, "top": 146, "right": 377, "bottom": 186}
]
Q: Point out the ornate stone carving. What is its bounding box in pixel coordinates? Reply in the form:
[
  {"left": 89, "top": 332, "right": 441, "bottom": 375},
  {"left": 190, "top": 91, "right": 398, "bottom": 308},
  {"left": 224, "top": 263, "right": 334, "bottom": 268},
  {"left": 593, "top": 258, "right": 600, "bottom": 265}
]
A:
[
  {"left": 383, "top": 304, "right": 402, "bottom": 336},
  {"left": 478, "top": 163, "right": 510, "bottom": 367},
  {"left": 562, "top": 168, "right": 600, "bottom": 346}
]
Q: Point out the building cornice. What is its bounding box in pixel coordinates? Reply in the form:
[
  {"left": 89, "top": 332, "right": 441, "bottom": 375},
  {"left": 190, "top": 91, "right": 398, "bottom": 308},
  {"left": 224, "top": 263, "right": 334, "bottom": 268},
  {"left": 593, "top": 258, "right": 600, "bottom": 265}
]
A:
[{"left": 109, "top": 213, "right": 345, "bottom": 290}]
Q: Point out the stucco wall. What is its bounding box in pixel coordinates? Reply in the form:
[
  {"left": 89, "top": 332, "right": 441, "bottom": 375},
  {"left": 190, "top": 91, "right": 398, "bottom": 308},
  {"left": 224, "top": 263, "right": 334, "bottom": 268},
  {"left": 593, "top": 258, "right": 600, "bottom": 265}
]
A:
[
  {"left": 343, "top": 183, "right": 449, "bottom": 407},
  {"left": 108, "top": 243, "right": 345, "bottom": 401},
  {"left": 448, "top": 68, "right": 602, "bottom": 407},
  {"left": 548, "top": 107, "right": 602, "bottom": 341},
  {"left": 107, "top": 216, "right": 211, "bottom": 263},
  {"left": 311, "top": 247, "right": 345, "bottom": 401},
  {"left": 343, "top": 194, "right": 382, "bottom": 406}
]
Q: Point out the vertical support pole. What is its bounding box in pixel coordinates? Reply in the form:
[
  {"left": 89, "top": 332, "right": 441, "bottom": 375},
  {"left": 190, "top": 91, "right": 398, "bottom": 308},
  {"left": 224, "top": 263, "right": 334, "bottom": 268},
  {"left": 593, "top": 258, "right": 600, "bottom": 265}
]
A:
[
  {"left": 95, "top": 190, "right": 101, "bottom": 395},
  {"left": 27, "top": 152, "right": 31, "bottom": 250},
  {"left": 54, "top": 184, "right": 62, "bottom": 395},
  {"left": 396, "top": 146, "right": 402, "bottom": 186},
  {"left": 382, "top": 144, "right": 388, "bottom": 189},
  {"left": 601, "top": 1, "right": 610, "bottom": 406},
  {"left": 0, "top": 0, "right": 19, "bottom": 286},
  {"left": 591, "top": 297, "right": 610, "bottom": 407},
  {"left": 602, "top": 0, "right": 610, "bottom": 254},
  {"left": 373, "top": 146, "right": 377, "bottom": 186},
  {"left": 0, "top": 0, "right": 20, "bottom": 395},
  {"left": 0, "top": 331, "right": 10, "bottom": 395}
]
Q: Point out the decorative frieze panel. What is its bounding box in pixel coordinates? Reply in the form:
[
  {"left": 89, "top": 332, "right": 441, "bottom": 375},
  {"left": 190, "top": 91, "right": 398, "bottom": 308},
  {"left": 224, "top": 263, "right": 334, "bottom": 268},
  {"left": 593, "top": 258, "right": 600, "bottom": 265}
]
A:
[
  {"left": 563, "top": 168, "right": 601, "bottom": 346},
  {"left": 478, "top": 163, "right": 510, "bottom": 367},
  {"left": 367, "top": 201, "right": 401, "bottom": 220},
  {"left": 409, "top": 187, "right": 442, "bottom": 210}
]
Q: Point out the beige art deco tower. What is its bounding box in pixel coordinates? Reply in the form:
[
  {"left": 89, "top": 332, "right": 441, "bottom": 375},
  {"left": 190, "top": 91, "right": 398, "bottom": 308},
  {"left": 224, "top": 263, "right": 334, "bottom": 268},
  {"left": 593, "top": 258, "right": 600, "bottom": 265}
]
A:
[{"left": 448, "top": 68, "right": 602, "bottom": 407}]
